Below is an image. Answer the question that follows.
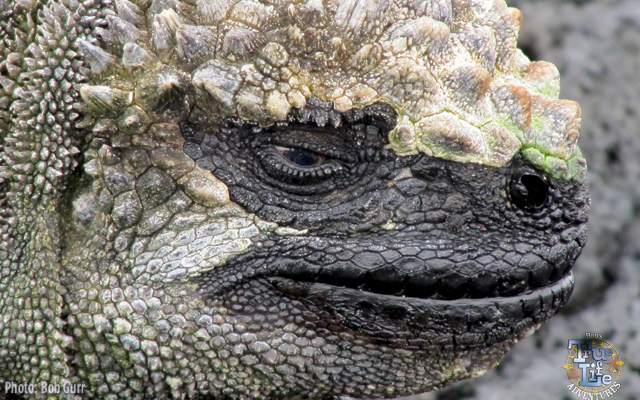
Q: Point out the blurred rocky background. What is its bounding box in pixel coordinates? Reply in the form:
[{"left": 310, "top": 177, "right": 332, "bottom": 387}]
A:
[{"left": 399, "top": 0, "right": 640, "bottom": 399}]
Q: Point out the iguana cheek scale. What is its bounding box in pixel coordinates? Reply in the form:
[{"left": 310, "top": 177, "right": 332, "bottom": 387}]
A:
[{"left": 0, "top": 0, "right": 589, "bottom": 399}]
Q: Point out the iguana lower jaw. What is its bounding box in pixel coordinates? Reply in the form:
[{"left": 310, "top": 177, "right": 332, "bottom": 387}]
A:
[{"left": 193, "top": 270, "right": 573, "bottom": 397}]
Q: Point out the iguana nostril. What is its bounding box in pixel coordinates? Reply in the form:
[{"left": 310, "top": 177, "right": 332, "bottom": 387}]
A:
[{"left": 511, "top": 172, "right": 550, "bottom": 211}]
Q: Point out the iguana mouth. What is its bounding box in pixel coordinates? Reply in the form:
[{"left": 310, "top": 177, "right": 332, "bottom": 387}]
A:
[
  {"left": 199, "top": 244, "right": 574, "bottom": 349},
  {"left": 265, "top": 273, "right": 574, "bottom": 348},
  {"left": 196, "top": 227, "right": 580, "bottom": 348},
  {"left": 261, "top": 246, "right": 575, "bottom": 301}
]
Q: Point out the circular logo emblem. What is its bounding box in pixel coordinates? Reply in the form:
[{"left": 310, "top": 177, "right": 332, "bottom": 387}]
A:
[{"left": 563, "top": 338, "right": 624, "bottom": 397}]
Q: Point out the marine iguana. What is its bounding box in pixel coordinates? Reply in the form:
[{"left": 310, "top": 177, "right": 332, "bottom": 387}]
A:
[{"left": 0, "top": 0, "right": 589, "bottom": 399}]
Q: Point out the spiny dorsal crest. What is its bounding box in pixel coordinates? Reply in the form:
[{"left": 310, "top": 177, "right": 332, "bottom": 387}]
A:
[{"left": 79, "top": 0, "right": 586, "bottom": 179}]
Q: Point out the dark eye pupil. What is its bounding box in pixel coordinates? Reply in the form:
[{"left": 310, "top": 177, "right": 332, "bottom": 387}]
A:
[
  {"left": 278, "top": 147, "right": 323, "bottom": 166},
  {"left": 511, "top": 173, "right": 549, "bottom": 211}
]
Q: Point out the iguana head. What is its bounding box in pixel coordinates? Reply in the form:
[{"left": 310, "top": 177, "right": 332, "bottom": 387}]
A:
[{"left": 1, "top": 0, "right": 589, "bottom": 398}]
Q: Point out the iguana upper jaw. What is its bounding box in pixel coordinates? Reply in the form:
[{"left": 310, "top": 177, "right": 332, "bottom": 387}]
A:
[{"left": 200, "top": 223, "right": 581, "bottom": 297}]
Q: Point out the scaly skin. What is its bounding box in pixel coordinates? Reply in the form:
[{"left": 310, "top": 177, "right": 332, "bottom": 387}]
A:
[{"left": 0, "top": 0, "right": 589, "bottom": 399}]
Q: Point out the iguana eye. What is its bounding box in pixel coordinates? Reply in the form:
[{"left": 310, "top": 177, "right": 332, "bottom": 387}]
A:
[
  {"left": 256, "top": 145, "right": 344, "bottom": 186},
  {"left": 181, "top": 101, "right": 394, "bottom": 196},
  {"left": 275, "top": 146, "right": 325, "bottom": 166},
  {"left": 510, "top": 172, "right": 549, "bottom": 211}
]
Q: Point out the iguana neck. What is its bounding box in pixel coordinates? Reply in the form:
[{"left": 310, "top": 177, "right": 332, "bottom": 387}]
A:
[{"left": 0, "top": 0, "right": 108, "bottom": 390}]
